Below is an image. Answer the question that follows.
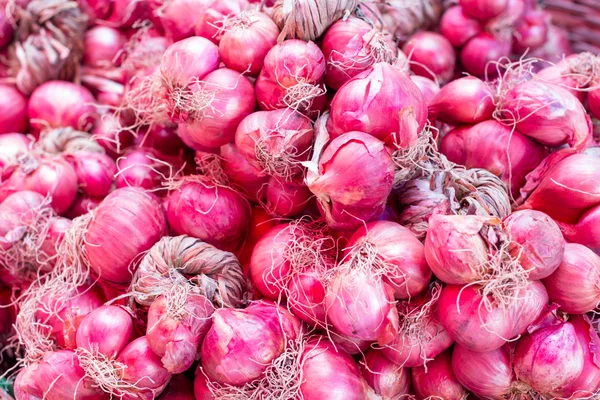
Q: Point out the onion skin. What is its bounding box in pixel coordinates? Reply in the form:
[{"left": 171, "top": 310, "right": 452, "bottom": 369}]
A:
[
  {"left": 452, "top": 343, "right": 513, "bottom": 398},
  {"left": 438, "top": 281, "right": 548, "bottom": 352},
  {"left": 503, "top": 210, "right": 564, "bottom": 280},
  {"left": 67, "top": 152, "right": 117, "bottom": 198},
  {"left": 195, "top": 0, "right": 247, "bottom": 44},
  {"left": 460, "top": 32, "right": 512, "bottom": 78},
  {"left": 512, "top": 10, "right": 548, "bottom": 53},
  {"left": 360, "top": 349, "right": 410, "bottom": 398},
  {"left": 428, "top": 76, "right": 495, "bottom": 125},
  {"left": 411, "top": 349, "right": 469, "bottom": 400},
  {"left": 265, "top": 176, "right": 312, "bottom": 217},
  {"left": 165, "top": 178, "right": 250, "bottom": 252},
  {"left": 287, "top": 270, "right": 327, "bottom": 326},
  {"left": 28, "top": 81, "right": 97, "bottom": 135},
  {"left": 0, "top": 84, "right": 29, "bottom": 134},
  {"left": 327, "top": 62, "right": 427, "bottom": 145},
  {"left": 220, "top": 143, "right": 269, "bottom": 202},
  {"left": 0, "top": 133, "right": 31, "bottom": 180},
  {"left": 558, "top": 204, "right": 600, "bottom": 251},
  {"left": 65, "top": 194, "right": 103, "bottom": 219},
  {"left": 403, "top": 31, "right": 456, "bottom": 83},
  {"left": 542, "top": 243, "right": 600, "bottom": 314},
  {"left": 200, "top": 303, "right": 286, "bottom": 386},
  {"left": 115, "top": 149, "right": 165, "bottom": 191},
  {"left": 459, "top": 0, "right": 508, "bottom": 21},
  {"left": 306, "top": 131, "right": 394, "bottom": 231},
  {"left": 160, "top": 374, "right": 195, "bottom": 400},
  {"left": 83, "top": 26, "right": 127, "bottom": 68},
  {"left": 346, "top": 221, "right": 431, "bottom": 299},
  {"left": 410, "top": 75, "right": 439, "bottom": 107},
  {"left": 86, "top": 187, "right": 168, "bottom": 283},
  {"left": 219, "top": 12, "right": 279, "bottom": 76},
  {"left": 441, "top": 120, "right": 547, "bottom": 196},
  {"left": 93, "top": 113, "right": 133, "bottom": 158},
  {"left": 440, "top": 6, "right": 482, "bottom": 47},
  {"left": 75, "top": 305, "right": 134, "bottom": 358}
]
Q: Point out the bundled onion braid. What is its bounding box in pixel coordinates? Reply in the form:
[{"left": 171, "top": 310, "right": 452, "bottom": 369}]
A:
[
  {"left": 35, "top": 127, "right": 104, "bottom": 154},
  {"left": 271, "top": 0, "right": 360, "bottom": 42},
  {"left": 132, "top": 235, "right": 248, "bottom": 309},
  {"left": 7, "top": 0, "right": 88, "bottom": 95}
]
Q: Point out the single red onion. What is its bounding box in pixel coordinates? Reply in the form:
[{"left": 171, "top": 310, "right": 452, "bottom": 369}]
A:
[
  {"left": 115, "top": 148, "right": 167, "bottom": 191},
  {"left": 0, "top": 133, "right": 32, "bottom": 180},
  {"left": 512, "top": 10, "right": 549, "bottom": 53},
  {"left": 459, "top": 0, "right": 508, "bottom": 21},
  {"left": 410, "top": 75, "right": 439, "bottom": 106},
  {"left": 86, "top": 187, "right": 168, "bottom": 283},
  {"left": 179, "top": 68, "right": 256, "bottom": 149},
  {"left": 65, "top": 194, "right": 103, "bottom": 219},
  {"left": 256, "top": 39, "right": 326, "bottom": 118},
  {"left": 503, "top": 210, "right": 565, "bottom": 280},
  {"left": 28, "top": 81, "right": 97, "bottom": 135},
  {"left": 0, "top": 84, "right": 29, "bottom": 134},
  {"left": 321, "top": 17, "right": 395, "bottom": 91},
  {"left": 440, "top": 5, "right": 482, "bottom": 47},
  {"left": 360, "top": 349, "right": 411, "bottom": 398},
  {"left": 194, "top": 0, "right": 247, "bottom": 44},
  {"left": 220, "top": 143, "right": 269, "bottom": 202},
  {"left": 219, "top": 11, "right": 280, "bottom": 76},
  {"left": 403, "top": 31, "right": 456, "bottom": 83},
  {"left": 152, "top": 0, "right": 211, "bottom": 42},
  {"left": 306, "top": 131, "right": 394, "bottom": 230},
  {"left": 327, "top": 62, "right": 427, "bottom": 146},
  {"left": 428, "top": 76, "right": 495, "bottom": 125},
  {"left": 134, "top": 123, "right": 186, "bottom": 157},
  {"left": 264, "top": 176, "right": 312, "bottom": 217},
  {"left": 287, "top": 269, "right": 327, "bottom": 326},
  {"left": 411, "top": 349, "right": 469, "bottom": 400},
  {"left": 83, "top": 26, "right": 127, "bottom": 68},
  {"left": 165, "top": 176, "right": 250, "bottom": 252},
  {"left": 440, "top": 120, "right": 547, "bottom": 196},
  {"left": 92, "top": 113, "right": 134, "bottom": 158},
  {"left": 67, "top": 152, "right": 117, "bottom": 198},
  {"left": 460, "top": 32, "right": 512, "bottom": 78},
  {"left": 542, "top": 243, "right": 600, "bottom": 314},
  {"left": 345, "top": 220, "right": 431, "bottom": 299},
  {"left": 75, "top": 305, "right": 134, "bottom": 358},
  {"left": 558, "top": 204, "right": 600, "bottom": 251},
  {"left": 236, "top": 205, "right": 279, "bottom": 268},
  {"left": 0, "top": 7, "right": 14, "bottom": 50}
]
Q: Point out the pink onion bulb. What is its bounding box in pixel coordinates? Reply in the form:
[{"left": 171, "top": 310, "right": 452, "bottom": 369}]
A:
[
  {"left": 440, "top": 6, "right": 482, "bottom": 47},
  {"left": 75, "top": 305, "right": 134, "bottom": 358},
  {"left": 0, "top": 133, "right": 31, "bottom": 180},
  {"left": 115, "top": 148, "right": 166, "bottom": 191},
  {"left": 403, "top": 31, "right": 456, "bottom": 83},
  {"left": 412, "top": 349, "right": 469, "bottom": 400},
  {"left": 512, "top": 10, "right": 549, "bottom": 53},
  {"left": 360, "top": 349, "right": 410, "bottom": 398},
  {"left": 67, "top": 152, "right": 117, "bottom": 198},
  {"left": 220, "top": 143, "right": 269, "bottom": 202},
  {"left": 459, "top": 0, "right": 508, "bottom": 21},
  {"left": 460, "top": 32, "right": 512, "bottom": 78},
  {"left": 0, "top": 84, "right": 29, "bottom": 134},
  {"left": 428, "top": 76, "right": 495, "bottom": 125},
  {"left": 264, "top": 176, "right": 313, "bottom": 217},
  {"left": 195, "top": 0, "right": 247, "bottom": 44},
  {"left": 83, "top": 26, "right": 127, "bottom": 68},
  {"left": 558, "top": 203, "right": 600, "bottom": 251},
  {"left": 410, "top": 75, "right": 439, "bottom": 106},
  {"left": 152, "top": 0, "right": 211, "bottom": 42}
]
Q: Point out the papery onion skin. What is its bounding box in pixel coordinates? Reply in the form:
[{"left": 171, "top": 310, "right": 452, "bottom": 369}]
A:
[
  {"left": 306, "top": 131, "right": 394, "bottom": 231},
  {"left": 403, "top": 31, "right": 456, "bottom": 83},
  {"left": 428, "top": 76, "right": 495, "bottom": 125},
  {"left": 452, "top": 343, "right": 513, "bottom": 398},
  {"left": 68, "top": 152, "right": 117, "bottom": 198},
  {"left": 412, "top": 349, "right": 469, "bottom": 400},
  {"left": 346, "top": 221, "right": 431, "bottom": 299},
  {"left": 542, "top": 243, "right": 600, "bottom": 314},
  {"left": 0, "top": 84, "right": 29, "bottom": 134},
  {"left": 441, "top": 120, "right": 547, "bottom": 197},
  {"left": 360, "top": 349, "right": 410, "bottom": 398},
  {"left": 219, "top": 12, "right": 279, "bottom": 76},
  {"left": 75, "top": 305, "right": 134, "bottom": 358},
  {"left": 327, "top": 62, "right": 427, "bottom": 145},
  {"left": 460, "top": 32, "right": 512, "bottom": 78},
  {"left": 220, "top": 143, "right": 269, "bottom": 202},
  {"left": 440, "top": 6, "right": 482, "bottom": 47},
  {"left": 86, "top": 187, "right": 168, "bottom": 283},
  {"left": 28, "top": 81, "right": 97, "bottom": 135},
  {"left": 165, "top": 178, "right": 250, "bottom": 252},
  {"left": 503, "top": 210, "right": 564, "bottom": 280},
  {"left": 438, "top": 281, "right": 548, "bottom": 352}
]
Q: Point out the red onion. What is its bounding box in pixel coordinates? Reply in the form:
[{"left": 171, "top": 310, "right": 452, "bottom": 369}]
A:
[
  {"left": 438, "top": 281, "right": 548, "bottom": 352},
  {"left": 590, "top": 86, "right": 600, "bottom": 121},
  {"left": 345, "top": 221, "right": 431, "bottom": 299},
  {"left": 93, "top": 113, "right": 134, "bottom": 158},
  {"left": 0, "top": 84, "right": 29, "bottom": 134},
  {"left": 84, "top": 26, "right": 127, "bottom": 68},
  {"left": 28, "top": 81, "right": 97, "bottom": 135},
  {"left": 86, "top": 187, "right": 168, "bottom": 283},
  {"left": 193, "top": 369, "right": 214, "bottom": 400},
  {"left": 360, "top": 349, "right": 410, "bottom": 398},
  {"left": 99, "top": 0, "right": 149, "bottom": 29},
  {"left": 194, "top": 0, "right": 247, "bottom": 44},
  {"left": 39, "top": 214, "right": 71, "bottom": 265},
  {"left": 146, "top": 293, "right": 214, "bottom": 374},
  {"left": 327, "top": 62, "right": 427, "bottom": 145},
  {"left": 134, "top": 123, "right": 185, "bottom": 157},
  {"left": 410, "top": 75, "right": 439, "bottom": 106},
  {"left": 381, "top": 284, "right": 453, "bottom": 367},
  {"left": 503, "top": 210, "right": 565, "bottom": 280},
  {"left": 256, "top": 39, "right": 326, "bottom": 118},
  {"left": 559, "top": 204, "right": 600, "bottom": 251},
  {"left": 165, "top": 176, "right": 250, "bottom": 252},
  {"left": 403, "top": 31, "right": 456, "bottom": 83},
  {"left": 264, "top": 176, "right": 312, "bottom": 217},
  {"left": 321, "top": 17, "right": 395, "bottom": 91},
  {"left": 486, "top": 0, "right": 525, "bottom": 32},
  {"left": 440, "top": 6, "right": 482, "bottom": 47},
  {"left": 67, "top": 152, "right": 116, "bottom": 198},
  {"left": 219, "top": 12, "right": 279, "bottom": 76},
  {"left": 411, "top": 349, "right": 469, "bottom": 400},
  {"left": 440, "top": 120, "right": 547, "bottom": 196},
  {"left": 65, "top": 194, "right": 103, "bottom": 219},
  {"left": 0, "top": 7, "right": 13, "bottom": 50},
  {"left": 237, "top": 205, "right": 279, "bottom": 267},
  {"left": 542, "top": 243, "right": 600, "bottom": 314},
  {"left": 121, "top": 35, "right": 171, "bottom": 82},
  {"left": 512, "top": 10, "right": 548, "bottom": 53},
  {"left": 178, "top": 68, "right": 256, "bottom": 149},
  {"left": 76, "top": 305, "right": 134, "bottom": 358},
  {"left": 428, "top": 76, "right": 495, "bottom": 125},
  {"left": 0, "top": 133, "right": 31, "bottom": 180},
  {"left": 287, "top": 269, "right": 327, "bottom": 326},
  {"left": 220, "top": 143, "right": 269, "bottom": 202},
  {"left": 306, "top": 131, "right": 394, "bottom": 230},
  {"left": 79, "top": 0, "right": 111, "bottom": 21},
  {"left": 499, "top": 80, "right": 592, "bottom": 149},
  {"left": 459, "top": 0, "right": 508, "bottom": 21},
  {"left": 115, "top": 149, "right": 167, "bottom": 191},
  {"left": 460, "top": 32, "right": 512, "bottom": 78},
  {"left": 152, "top": 0, "right": 211, "bottom": 42},
  {"left": 235, "top": 108, "right": 314, "bottom": 181},
  {"left": 530, "top": 25, "right": 572, "bottom": 65},
  {"left": 519, "top": 154, "right": 600, "bottom": 224}
]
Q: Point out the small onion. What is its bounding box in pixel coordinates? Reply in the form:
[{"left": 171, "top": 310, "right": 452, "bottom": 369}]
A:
[
  {"left": 115, "top": 148, "right": 167, "bottom": 191},
  {"left": 264, "top": 176, "right": 313, "bottom": 217},
  {"left": 459, "top": 0, "right": 508, "bottom": 21},
  {"left": 403, "top": 31, "right": 456, "bottom": 83},
  {"left": 440, "top": 6, "right": 482, "bottom": 47},
  {"left": 360, "top": 349, "right": 411, "bottom": 398},
  {"left": 512, "top": 10, "right": 549, "bottom": 53},
  {"left": 0, "top": 133, "right": 32, "bottom": 180},
  {"left": 195, "top": 0, "right": 247, "bottom": 44},
  {"left": 65, "top": 194, "right": 103, "bottom": 219},
  {"left": 220, "top": 143, "right": 269, "bottom": 202},
  {"left": 83, "top": 26, "right": 127, "bottom": 68},
  {"left": 460, "top": 32, "right": 512, "bottom": 78},
  {"left": 428, "top": 76, "right": 495, "bottom": 125},
  {"left": 75, "top": 305, "right": 134, "bottom": 358},
  {"left": 411, "top": 349, "right": 469, "bottom": 400},
  {"left": 0, "top": 84, "right": 29, "bottom": 134},
  {"left": 67, "top": 152, "right": 117, "bottom": 198}
]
